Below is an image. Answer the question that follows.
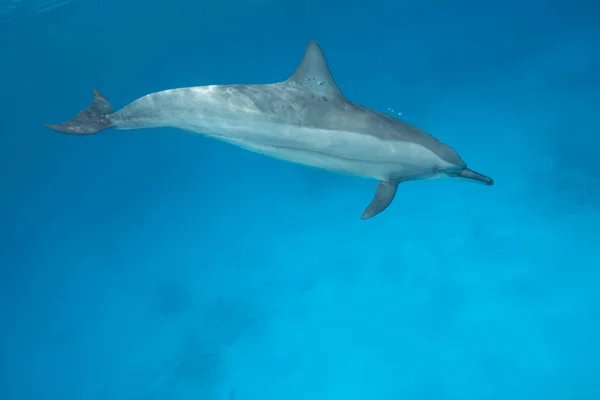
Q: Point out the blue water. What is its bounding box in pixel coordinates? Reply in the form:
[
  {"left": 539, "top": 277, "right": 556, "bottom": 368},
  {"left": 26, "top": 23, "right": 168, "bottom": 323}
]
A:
[{"left": 1, "top": 0, "right": 599, "bottom": 399}]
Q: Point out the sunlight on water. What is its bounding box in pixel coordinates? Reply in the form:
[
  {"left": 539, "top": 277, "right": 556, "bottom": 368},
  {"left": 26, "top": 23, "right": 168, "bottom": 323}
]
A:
[{"left": 0, "top": 0, "right": 79, "bottom": 26}]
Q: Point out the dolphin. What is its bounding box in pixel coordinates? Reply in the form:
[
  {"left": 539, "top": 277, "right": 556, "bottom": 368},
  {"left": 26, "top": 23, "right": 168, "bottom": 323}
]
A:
[{"left": 45, "top": 40, "right": 493, "bottom": 219}]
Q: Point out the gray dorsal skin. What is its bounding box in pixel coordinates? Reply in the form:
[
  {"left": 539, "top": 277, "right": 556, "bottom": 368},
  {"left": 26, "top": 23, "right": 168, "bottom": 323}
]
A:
[{"left": 44, "top": 40, "right": 494, "bottom": 220}]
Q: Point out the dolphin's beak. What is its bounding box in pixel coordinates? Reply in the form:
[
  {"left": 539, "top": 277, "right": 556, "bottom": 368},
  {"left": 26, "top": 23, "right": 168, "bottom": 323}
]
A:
[{"left": 447, "top": 168, "right": 494, "bottom": 185}]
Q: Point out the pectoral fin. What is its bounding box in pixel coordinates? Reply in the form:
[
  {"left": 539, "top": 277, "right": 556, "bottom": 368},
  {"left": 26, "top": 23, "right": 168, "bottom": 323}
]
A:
[{"left": 361, "top": 180, "right": 399, "bottom": 220}]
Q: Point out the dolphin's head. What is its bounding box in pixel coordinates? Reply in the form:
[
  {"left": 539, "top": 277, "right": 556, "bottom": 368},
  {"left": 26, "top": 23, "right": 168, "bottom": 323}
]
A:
[{"left": 430, "top": 144, "right": 494, "bottom": 186}]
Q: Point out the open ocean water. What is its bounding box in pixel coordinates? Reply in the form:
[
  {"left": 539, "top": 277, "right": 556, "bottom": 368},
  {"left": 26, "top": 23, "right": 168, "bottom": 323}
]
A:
[{"left": 1, "top": 0, "right": 599, "bottom": 399}]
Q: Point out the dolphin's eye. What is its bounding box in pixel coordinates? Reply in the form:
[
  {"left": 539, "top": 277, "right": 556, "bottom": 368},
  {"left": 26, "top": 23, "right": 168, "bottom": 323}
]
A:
[{"left": 432, "top": 166, "right": 440, "bottom": 172}]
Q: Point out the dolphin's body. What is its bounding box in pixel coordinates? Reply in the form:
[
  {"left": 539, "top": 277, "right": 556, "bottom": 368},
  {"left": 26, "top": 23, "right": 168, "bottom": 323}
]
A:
[{"left": 45, "top": 40, "right": 493, "bottom": 219}]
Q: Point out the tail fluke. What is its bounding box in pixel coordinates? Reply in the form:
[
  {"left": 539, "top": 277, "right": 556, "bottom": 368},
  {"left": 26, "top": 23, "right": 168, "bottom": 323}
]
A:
[{"left": 44, "top": 88, "right": 114, "bottom": 135}]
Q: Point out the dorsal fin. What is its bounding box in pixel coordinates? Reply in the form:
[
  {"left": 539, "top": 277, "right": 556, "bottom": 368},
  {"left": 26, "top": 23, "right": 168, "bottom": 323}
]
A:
[{"left": 286, "top": 40, "right": 343, "bottom": 97}]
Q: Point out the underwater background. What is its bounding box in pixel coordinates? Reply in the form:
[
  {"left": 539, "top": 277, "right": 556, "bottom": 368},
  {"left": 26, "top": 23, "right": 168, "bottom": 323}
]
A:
[{"left": 1, "top": 0, "right": 599, "bottom": 399}]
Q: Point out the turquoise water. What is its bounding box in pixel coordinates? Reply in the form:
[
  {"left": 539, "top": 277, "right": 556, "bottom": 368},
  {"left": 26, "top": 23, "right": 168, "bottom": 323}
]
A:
[{"left": 1, "top": 0, "right": 599, "bottom": 399}]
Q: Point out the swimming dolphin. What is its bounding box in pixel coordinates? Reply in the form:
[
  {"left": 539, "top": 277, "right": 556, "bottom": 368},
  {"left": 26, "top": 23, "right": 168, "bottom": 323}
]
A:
[{"left": 45, "top": 40, "right": 493, "bottom": 219}]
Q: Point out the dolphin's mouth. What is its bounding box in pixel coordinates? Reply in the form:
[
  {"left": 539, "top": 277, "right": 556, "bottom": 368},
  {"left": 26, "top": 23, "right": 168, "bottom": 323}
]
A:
[{"left": 447, "top": 168, "right": 494, "bottom": 185}]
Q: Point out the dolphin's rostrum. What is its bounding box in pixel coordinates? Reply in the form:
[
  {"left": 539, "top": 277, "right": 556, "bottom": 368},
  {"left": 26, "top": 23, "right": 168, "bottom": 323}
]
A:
[{"left": 45, "top": 40, "right": 493, "bottom": 219}]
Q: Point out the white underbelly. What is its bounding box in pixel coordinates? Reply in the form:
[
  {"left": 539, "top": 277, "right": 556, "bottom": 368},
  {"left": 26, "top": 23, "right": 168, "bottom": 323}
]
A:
[
  {"left": 201, "top": 123, "right": 437, "bottom": 181},
  {"left": 221, "top": 138, "right": 399, "bottom": 180}
]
